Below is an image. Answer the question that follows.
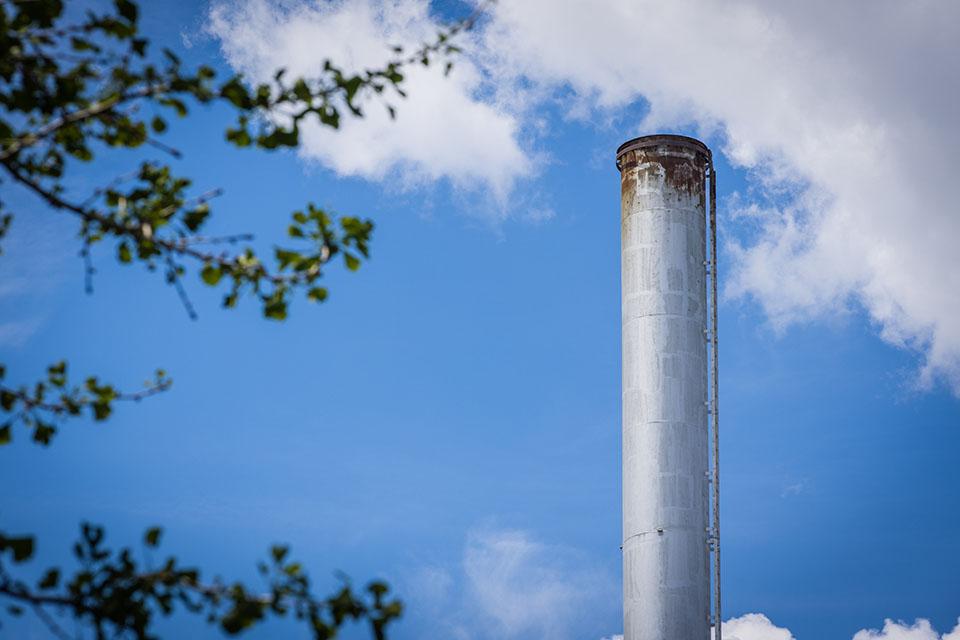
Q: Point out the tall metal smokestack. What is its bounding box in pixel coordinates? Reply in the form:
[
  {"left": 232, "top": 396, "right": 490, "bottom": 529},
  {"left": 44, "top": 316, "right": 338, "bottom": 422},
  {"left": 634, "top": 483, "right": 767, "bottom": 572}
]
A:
[{"left": 616, "top": 134, "right": 717, "bottom": 640}]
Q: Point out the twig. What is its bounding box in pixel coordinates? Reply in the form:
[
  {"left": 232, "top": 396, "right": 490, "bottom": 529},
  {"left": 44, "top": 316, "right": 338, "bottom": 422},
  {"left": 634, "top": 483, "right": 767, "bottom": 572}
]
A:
[
  {"left": 0, "top": 582, "right": 76, "bottom": 610},
  {"left": 155, "top": 188, "right": 223, "bottom": 220},
  {"left": 145, "top": 137, "right": 182, "bottom": 159},
  {"left": 165, "top": 256, "right": 198, "bottom": 321},
  {"left": 80, "top": 241, "right": 95, "bottom": 295},
  {"left": 174, "top": 233, "right": 253, "bottom": 247},
  {"left": 0, "top": 380, "right": 172, "bottom": 416},
  {"left": 31, "top": 602, "right": 74, "bottom": 640}
]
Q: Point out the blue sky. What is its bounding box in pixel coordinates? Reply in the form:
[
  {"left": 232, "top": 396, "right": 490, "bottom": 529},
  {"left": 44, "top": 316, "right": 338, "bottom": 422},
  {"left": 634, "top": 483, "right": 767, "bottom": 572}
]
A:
[{"left": 2, "top": 1, "right": 959, "bottom": 639}]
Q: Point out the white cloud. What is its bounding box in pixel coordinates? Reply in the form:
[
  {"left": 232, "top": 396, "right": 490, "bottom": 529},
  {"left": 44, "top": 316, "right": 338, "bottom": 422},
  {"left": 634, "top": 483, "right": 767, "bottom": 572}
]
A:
[
  {"left": 853, "top": 619, "right": 960, "bottom": 640},
  {"left": 603, "top": 616, "right": 960, "bottom": 640},
  {"left": 0, "top": 319, "right": 43, "bottom": 348},
  {"left": 206, "top": 0, "right": 532, "bottom": 206},
  {"left": 463, "top": 529, "right": 600, "bottom": 638},
  {"left": 209, "top": 0, "right": 960, "bottom": 392},
  {"left": 479, "top": 0, "right": 960, "bottom": 392},
  {"left": 0, "top": 214, "right": 68, "bottom": 300},
  {"left": 406, "top": 527, "right": 615, "bottom": 640},
  {"left": 718, "top": 613, "right": 796, "bottom": 640},
  {"left": 0, "top": 212, "right": 69, "bottom": 347},
  {"left": 780, "top": 479, "right": 807, "bottom": 498}
]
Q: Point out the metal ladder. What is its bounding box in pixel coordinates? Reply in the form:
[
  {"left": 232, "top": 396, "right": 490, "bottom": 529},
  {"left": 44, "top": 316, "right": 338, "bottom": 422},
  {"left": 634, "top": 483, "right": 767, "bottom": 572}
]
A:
[{"left": 706, "top": 160, "right": 722, "bottom": 640}]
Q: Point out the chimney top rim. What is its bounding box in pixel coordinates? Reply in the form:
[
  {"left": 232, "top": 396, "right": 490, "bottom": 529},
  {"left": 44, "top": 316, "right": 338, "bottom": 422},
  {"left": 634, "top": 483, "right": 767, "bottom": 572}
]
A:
[{"left": 616, "top": 134, "right": 711, "bottom": 169}]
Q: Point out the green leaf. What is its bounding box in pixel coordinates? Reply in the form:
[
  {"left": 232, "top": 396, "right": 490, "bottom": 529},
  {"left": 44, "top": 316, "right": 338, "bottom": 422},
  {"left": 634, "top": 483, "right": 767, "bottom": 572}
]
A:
[
  {"left": 38, "top": 568, "right": 60, "bottom": 590},
  {"left": 220, "top": 78, "right": 252, "bottom": 109},
  {"left": 263, "top": 298, "right": 287, "bottom": 321},
  {"left": 342, "top": 76, "right": 363, "bottom": 102},
  {"left": 256, "top": 126, "right": 299, "bottom": 149},
  {"left": 225, "top": 126, "right": 252, "bottom": 147},
  {"left": 292, "top": 79, "right": 311, "bottom": 101},
  {"left": 144, "top": 527, "right": 162, "bottom": 547},
  {"left": 118, "top": 242, "right": 132, "bottom": 263},
  {"left": 92, "top": 401, "right": 112, "bottom": 421},
  {"left": 0, "top": 535, "right": 35, "bottom": 563},
  {"left": 307, "top": 287, "right": 328, "bottom": 302},
  {"left": 270, "top": 545, "right": 289, "bottom": 563},
  {"left": 344, "top": 253, "right": 361, "bottom": 271},
  {"left": 275, "top": 249, "right": 299, "bottom": 270},
  {"left": 70, "top": 36, "right": 98, "bottom": 52},
  {"left": 318, "top": 107, "right": 340, "bottom": 129},
  {"left": 33, "top": 423, "right": 56, "bottom": 445},
  {"left": 1, "top": 389, "right": 17, "bottom": 411},
  {"left": 0, "top": 423, "right": 10, "bottom": 445},
  {"left": 131, "top": 37, "right": 148, "bottom": 56},
  {"left": 220, "top": 597, "right": 265, "bottom": 634},
  {"left": 159, "top": 97, "right": 188, "bottom": 117},
  {"left": 183, "top": 204, "right": 210, "bottom": 232},
  {"left": 151, "top": 116, "right": 167, "bottom": 133},
  {"left": 47, "top": 360, "right": 67, "bottom": 387},
  {"left": 201, "top": 264, "right": 222, "bottom": 286},
  {"left": 115, "top": 0, "right": 138, "bottom": 23}
]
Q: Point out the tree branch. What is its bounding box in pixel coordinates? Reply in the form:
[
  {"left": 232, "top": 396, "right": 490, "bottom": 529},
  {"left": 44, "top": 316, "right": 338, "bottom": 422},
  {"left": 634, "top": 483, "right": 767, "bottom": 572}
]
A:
[
  {"left": 0, "top": 83, "right": 171, "bottom": 162},
  {"left": 0, "top": 160, "right": 326, "bottom": 288},
  {"left": 0, "top": 380, "right": 170, "bottom": 416}
]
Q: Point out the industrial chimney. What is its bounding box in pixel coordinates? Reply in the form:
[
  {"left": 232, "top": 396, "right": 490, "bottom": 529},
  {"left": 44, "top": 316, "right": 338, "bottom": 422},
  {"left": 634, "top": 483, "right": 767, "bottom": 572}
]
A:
[{"left": 616, "top": 134, "right": 719, "bottom": 640}]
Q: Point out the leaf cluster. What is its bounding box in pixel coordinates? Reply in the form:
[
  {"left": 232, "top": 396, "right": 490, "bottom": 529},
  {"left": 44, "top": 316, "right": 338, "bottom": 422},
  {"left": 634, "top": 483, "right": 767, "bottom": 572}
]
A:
[
  {"left": 0, "top": 362, "right": 170, "bottom": 445},
  {"left": 0, "top": 524, "right": 401, "bottom": 640},
  {"left": 0, "top": 0, "right": 465, "bottom": 318},
  {"left": 0, "top": 0, "right": 468, "bottom": 440}
]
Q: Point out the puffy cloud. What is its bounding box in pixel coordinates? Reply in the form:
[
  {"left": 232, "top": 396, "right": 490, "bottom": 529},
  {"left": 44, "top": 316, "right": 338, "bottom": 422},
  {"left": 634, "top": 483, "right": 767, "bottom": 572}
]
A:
[
  {"left": 853, "top": 619, "right": 960, "bottom": 640},
  {"left": 209, "top": 0, "right": 960, "bottom": 392},
  {"left": 206, "top": 0, "right": 532, "bottom": 204},
  {"left": 463, "top": 529, "right": 602, "bottom": 638},
  {"left": 406, "top": 528, "right": 615, "bottom": 640},
  {"left": 719, "top": 613, "right": 796, "bottom": 640},
  {"left": 479, "top": 0, "right": 960, "bottom": 391},
  {"left": 604, "top": 616, "right": 960, "bottom": 640}
]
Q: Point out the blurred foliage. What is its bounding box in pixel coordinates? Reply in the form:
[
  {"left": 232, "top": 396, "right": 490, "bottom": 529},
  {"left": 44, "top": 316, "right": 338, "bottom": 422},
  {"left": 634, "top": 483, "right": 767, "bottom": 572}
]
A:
[
  {"left": 0, "top": 524, "right": 402, "bottom": 640},
  {"left": 0, "top": 361, "right": 170, "bottom": 445},
  {"left": 0, "top": 0, "right": 480, "bottom": 636}
]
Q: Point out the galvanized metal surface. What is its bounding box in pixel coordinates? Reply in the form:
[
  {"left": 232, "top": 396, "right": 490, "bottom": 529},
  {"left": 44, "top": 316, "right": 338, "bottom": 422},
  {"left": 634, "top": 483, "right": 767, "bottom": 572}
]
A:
[{"left": 618, "top": 135, "right": 712, "bottom": 640}]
